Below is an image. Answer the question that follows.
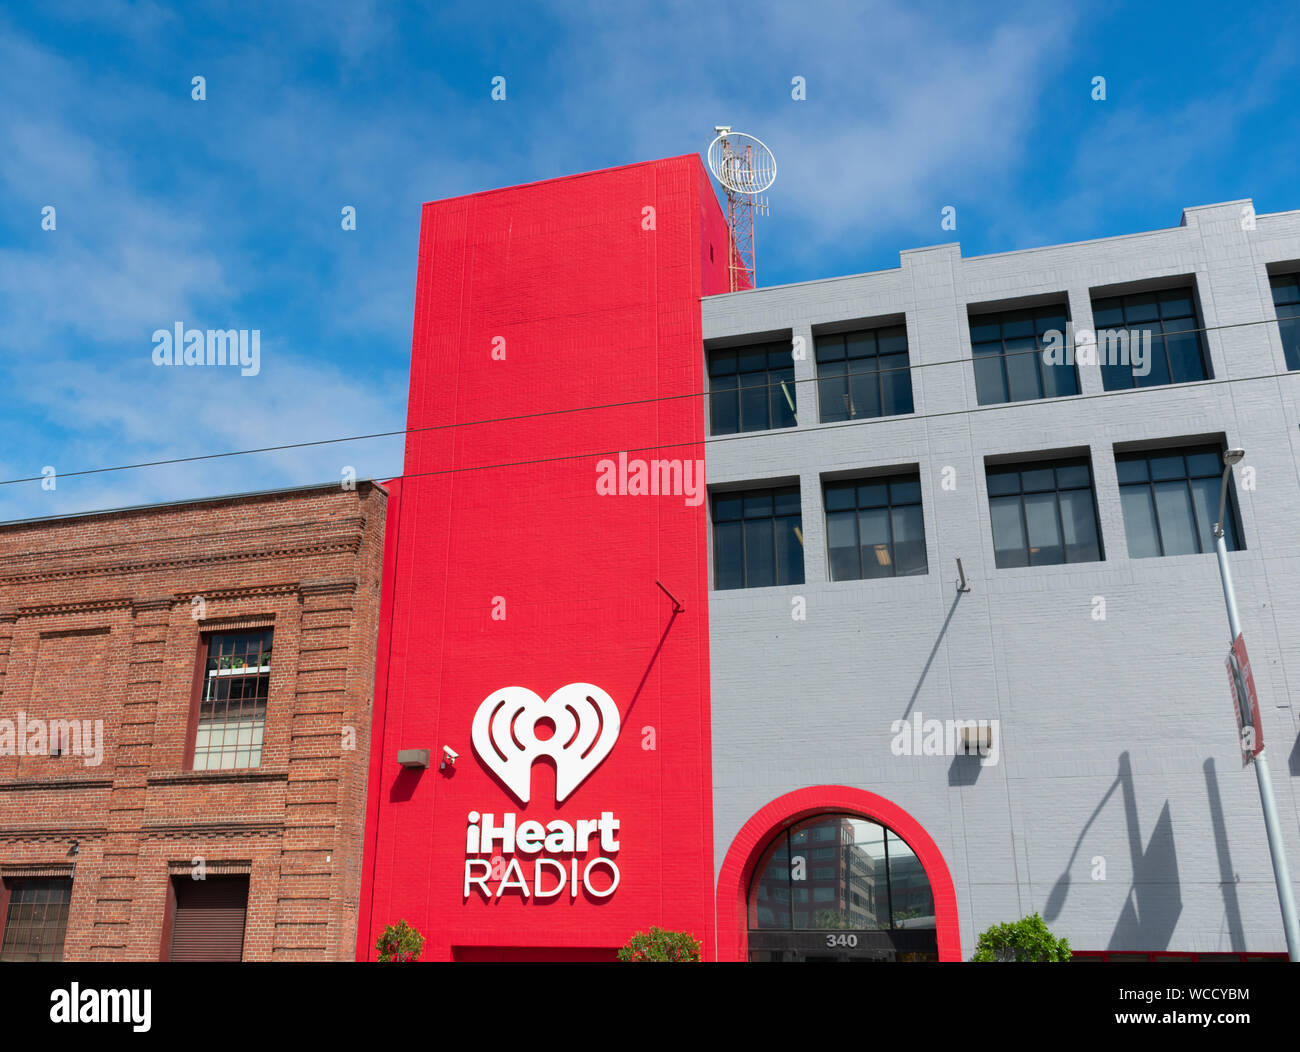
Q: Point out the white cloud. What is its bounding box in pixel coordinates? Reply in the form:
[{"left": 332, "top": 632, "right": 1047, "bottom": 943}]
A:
[
  {"left": 547, "top": 0, "right": 1076, "bottom": 265},
  {"left": 1, "top": 349, "right": 406, "bottom": 520}
]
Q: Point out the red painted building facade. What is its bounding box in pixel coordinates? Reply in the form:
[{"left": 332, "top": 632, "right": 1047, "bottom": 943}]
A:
[{"left": 356, "top": 156, "right": 734, "bottom": 961}]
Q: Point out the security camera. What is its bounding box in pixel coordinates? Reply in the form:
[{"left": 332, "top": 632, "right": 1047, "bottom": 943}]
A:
[{"left": 441, "top": 746, "right": 458, "bottom": 770}]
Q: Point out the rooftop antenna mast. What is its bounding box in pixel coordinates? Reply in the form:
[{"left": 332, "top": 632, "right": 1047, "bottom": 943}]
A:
[{"left": 707, "top": 127, "right": 776, "bottom": 292}]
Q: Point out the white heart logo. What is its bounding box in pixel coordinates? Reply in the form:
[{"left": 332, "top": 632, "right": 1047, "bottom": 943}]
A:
[{"left": 471, "top": 683, "right": 621, "bottom": 804}]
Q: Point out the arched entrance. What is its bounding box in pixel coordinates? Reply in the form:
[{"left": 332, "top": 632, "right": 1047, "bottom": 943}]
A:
[{"left": 717, "top": 787, "right": 961, "bottom": 962}]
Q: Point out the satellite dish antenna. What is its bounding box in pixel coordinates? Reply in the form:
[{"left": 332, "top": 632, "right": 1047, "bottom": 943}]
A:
[{"left": 707, "top": 127, "right": 776, "bottom": 291}]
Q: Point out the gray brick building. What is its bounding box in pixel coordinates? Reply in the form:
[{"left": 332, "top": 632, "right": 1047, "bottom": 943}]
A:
[{"left": 704, "top": 200, "right": 1300, "bottom": 960}]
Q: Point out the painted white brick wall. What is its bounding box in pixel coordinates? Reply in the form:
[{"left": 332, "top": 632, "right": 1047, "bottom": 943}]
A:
[{"left": 704, "top": 201, "right": 1300, "bottom": 956}]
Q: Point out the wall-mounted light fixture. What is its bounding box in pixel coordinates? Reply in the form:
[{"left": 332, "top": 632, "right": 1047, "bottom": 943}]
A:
[
  {"left": 960, "top": 725, "right": 993, "bottom": 755},
  {"left": 396, "top": 749, "right": 429, "bottom": 769}
]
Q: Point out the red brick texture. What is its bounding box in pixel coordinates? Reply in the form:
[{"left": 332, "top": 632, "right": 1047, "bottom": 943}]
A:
[{"left": 0, "top": 482, "right": 387, "bottom": 961}]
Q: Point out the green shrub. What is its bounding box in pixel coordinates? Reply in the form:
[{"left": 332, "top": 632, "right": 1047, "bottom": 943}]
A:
[
  {"left": 617, "top": 926, "right": 702, "bottom": 962},
  {"left": 971, "top": 913, "right": 1071, "bottom": 962},
  {"left": 375, "top": 919, "right": 425, "bottom": 962}
]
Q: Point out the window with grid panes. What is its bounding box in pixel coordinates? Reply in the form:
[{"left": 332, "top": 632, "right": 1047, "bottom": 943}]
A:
[
  {"left": 193, "top": 630, "right": 272, "bottom": 770},
  {"left": 1092, "top": 287, "right": 1211, "bottom": 389},
  {"left": 815, "top": 324, "right": 914, "bottom": 422},
  {"left": 1115, "top": 446, "right": 1242, "bottom": 558},
  {"left": 0, "top": 878, "right": 71, "bottom": 961},
  {"left": 986, "top": 458, "right": 1104, "bottom": 568},
  {"left": 1270, "top": 273, "right": 1300, "bottom": 371},
  {"left": 969, "top": 304, "right": 1078, "bottom": 405},
  {"left": 712, "top": 486, "right": 803, "bottom": 589},
  {"left": 749, "top": 816, "right": 935, "bottom": 932},
  {"left": 708, "top": 341, "right": 797, "bottom": 435},
  {"left": 824, "top": 474, "right": 927, "bottom": 581}
]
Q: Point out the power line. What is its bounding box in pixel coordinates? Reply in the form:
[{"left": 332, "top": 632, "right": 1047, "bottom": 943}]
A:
[
  {"left": 2, "top": 313, "right": 1295, "bottom": 489},
  {"left": 14, "top": 365, "right": 1297, "bottom": 498},
  {"left": 332, "top": 364, "right": 1300, "bottom": 487}
]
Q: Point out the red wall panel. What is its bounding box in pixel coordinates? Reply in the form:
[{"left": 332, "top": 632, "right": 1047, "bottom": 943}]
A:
[{"left": 357, "top": 155, "right": 730, "bottom": 961}]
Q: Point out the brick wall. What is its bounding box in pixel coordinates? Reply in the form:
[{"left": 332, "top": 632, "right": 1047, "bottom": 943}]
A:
[{"left": 0, "top": 481, "right": 387, "bottom": 960}]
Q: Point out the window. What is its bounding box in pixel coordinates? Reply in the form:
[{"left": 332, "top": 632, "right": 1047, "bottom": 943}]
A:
[
  {"left": 712, "top": 486, "right": 803, "bottom": 589},
  {"left": 815, "top": 324, "right": 913, "bottom": 422},
  {"left": 986, "top": 458, "right": 1103, "bottom": 568},
  {"left": 1092, "top": 287, "right": 1211, "bottom": 389},
  {"left": 708, "top": 341, "right": 796, "bottom": 435},
  {"left": 969, "top": 304, "right": 1077, "bottom": 405},
  {"left": 824, "top": 474, "right": 927, "bottom": 581},
  {"left": 747, "top": 814, "right": 935, "bottom": 932},
  {"left": 1270, "top": 273, "right": 1300, "bottom": 371},
  {"left": 0, "top": 878, "right": 72, "bottom": 961},
  {"left": 193, "top": 630, "right": 272, "bottom": 770},
  {"left": 1116, "top": 446, "right": 1241, "bottom": 558}
]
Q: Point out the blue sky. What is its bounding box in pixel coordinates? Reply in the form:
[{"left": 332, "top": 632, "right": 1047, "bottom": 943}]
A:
[{"left": 2, "top": 0, "right": 1297, "bottom": 520}]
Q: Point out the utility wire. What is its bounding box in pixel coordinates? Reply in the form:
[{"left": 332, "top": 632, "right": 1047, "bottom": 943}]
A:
[
  {"left": 317, "top": 364, "right": 1300, "bottom": 487},
  {"left": 2, "top": 313, "right": 1295, "bottom": 488}
]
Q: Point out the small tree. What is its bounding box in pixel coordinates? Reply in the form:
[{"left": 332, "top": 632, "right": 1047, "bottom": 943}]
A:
[
  {"left": 971, "top": 913, "right": 1071, "bottom": 962},
  {"left": 617, "top": 926, "right": 701, "bottom": 962},
  {"left": 375, "top": 919, "right": 425, "bottom": 962}
]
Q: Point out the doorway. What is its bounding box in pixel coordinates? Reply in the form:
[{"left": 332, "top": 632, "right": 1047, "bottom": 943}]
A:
[{"left": 745, "top": 812, "right": 941, "bottom": 962}]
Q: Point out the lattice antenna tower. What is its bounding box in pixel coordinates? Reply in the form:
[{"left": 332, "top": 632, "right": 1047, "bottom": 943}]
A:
[{"left": 707, "top": 127, "right": 777, "bottom": 292}]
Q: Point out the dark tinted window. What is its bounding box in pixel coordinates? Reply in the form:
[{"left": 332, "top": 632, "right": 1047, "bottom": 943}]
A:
[
  {"left": 1092, "top": 287, "right": 1210, "bottom": 390},
  {"left": 1116, "top": 446, "right": 1241, "bottom": 557},
  {"left": 824, "top": 474, "right": 927, "bottom": 581},
  {"left": 969, "top": 304, "right": 1077, "bottom": 405},
  {"left": 986, "top": 458, "right": 1103, "bottom": 568},
  {"left": 713, "top": 486, "right": 803, "bottom": 589},
  {"left": 1270, "top": 273, "right": 1300, "bottom": 371},
  {"left": 709, "top": 341, "right": 796, "bottom": 435},
  {"left": 815, "top": 325, "right": 914, "bottom": 422}
]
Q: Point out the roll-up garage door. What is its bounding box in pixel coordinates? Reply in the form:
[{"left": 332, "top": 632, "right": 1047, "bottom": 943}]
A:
[{"left": 168, "top": 876, "right": 248, "bottom": 961}]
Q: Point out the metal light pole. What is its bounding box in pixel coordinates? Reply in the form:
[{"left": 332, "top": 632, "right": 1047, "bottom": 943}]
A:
[{"left": 1213, "top": 448, "right": 1300, "bottom": 961}]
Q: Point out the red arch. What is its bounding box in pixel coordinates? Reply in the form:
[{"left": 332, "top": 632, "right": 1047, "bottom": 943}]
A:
[{"left": 716, "top": 786, "right": 962, "bottom": 962}]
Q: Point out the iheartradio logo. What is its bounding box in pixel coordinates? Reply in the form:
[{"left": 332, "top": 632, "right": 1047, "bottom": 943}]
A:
[{"left": 471, "top": 683, "right": 620, "bottom": 805}]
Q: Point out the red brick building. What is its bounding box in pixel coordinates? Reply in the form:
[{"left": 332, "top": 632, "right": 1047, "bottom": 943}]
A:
[{"left": 0, "top": 481, "right": 387, "bottom": 961}]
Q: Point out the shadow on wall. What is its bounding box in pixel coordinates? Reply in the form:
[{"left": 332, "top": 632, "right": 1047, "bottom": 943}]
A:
[
  {"left": 390, "top": 765, "right": 423, "bottom": 802},
  {"left": 948, "top": 750, "right": 982, "bottom": 787},
  {"left": 902, "top": 591, "right": 962, "bottom": 725},
  {"left": 1203, "top": 758, "right": 1246, "bottom": 951},
  {"left": 1040, "top": 752, "right": 1183, "bottom": 952}
]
